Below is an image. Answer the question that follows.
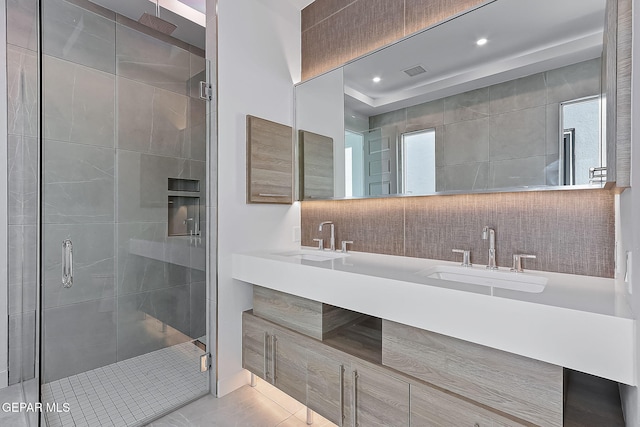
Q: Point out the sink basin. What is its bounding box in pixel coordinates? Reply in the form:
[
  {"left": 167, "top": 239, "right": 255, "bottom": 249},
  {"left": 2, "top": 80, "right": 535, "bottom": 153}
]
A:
[
  {"left": 417, "top": 265, "right": 547, "bottom": 293},
  {"left": 275, "top": 249, "right": 350, "bottom": 262}
]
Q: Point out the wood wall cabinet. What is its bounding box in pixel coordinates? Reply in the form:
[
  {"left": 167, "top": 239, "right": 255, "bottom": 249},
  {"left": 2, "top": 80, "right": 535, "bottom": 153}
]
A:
[
  {"left": 246, "top": 115, "right": 293, "bottom": 204},
  {"left": 298, "top": 130, "right": 334, "bottom": 200}
]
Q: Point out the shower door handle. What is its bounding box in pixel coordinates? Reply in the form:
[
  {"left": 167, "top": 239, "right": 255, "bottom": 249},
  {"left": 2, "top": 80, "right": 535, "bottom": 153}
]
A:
[{"left": 62, "top": 239, "right": 73, "bottom": 288}]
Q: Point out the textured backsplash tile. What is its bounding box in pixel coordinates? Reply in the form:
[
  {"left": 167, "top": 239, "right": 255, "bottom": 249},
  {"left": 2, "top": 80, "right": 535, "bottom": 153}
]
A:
[{"left": 301, "top": 189, "right": 615, "bottom": 277}]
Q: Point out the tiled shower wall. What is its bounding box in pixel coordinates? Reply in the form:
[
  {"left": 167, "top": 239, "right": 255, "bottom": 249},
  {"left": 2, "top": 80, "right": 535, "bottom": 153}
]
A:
[
  {"left": 301, "top": 0, "right": 486, "bottom": 80},
  {"left": 6, "top": 0, "right": 38, "bottom": 386},
  {"left": 369, "top": 58, "right": 601, "bottom": 192},
  {"left": 7, "top": 0, "right": 208, "bottom": 384},
  {"left": 301, "top": 189, "right": 615, "bottom": 278}
]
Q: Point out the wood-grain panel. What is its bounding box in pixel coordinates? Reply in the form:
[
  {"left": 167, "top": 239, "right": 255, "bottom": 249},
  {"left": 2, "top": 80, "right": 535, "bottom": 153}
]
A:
[
  {"left": 301, "top": 0, "right": 356, "bottom": 32},
  {"left": 242, "top": 311, "right": 269, "bottom": 380},
  {"left": 299, "top": 130, "right": 334, "bottom": 200},
  {"left": 614, "top": 0, "right": 631, "bottom": 188},
  {"left": 246, "top": 115, "right": 293, "bottom": 204},
  {"left": 253, "top": 286, "right": 365, "bottom": 340},
  {"left": 382, "top": 320, "right": 563, "bottom": 427},
  {"left": 352, "top": 361, "right": 410, "bottom": 426},
  {"left": 273, "top": 331, "right": 308, "bottom": 404},
  {"left": 411, "top": 383, "right": 528, "bottom": 427},
  {"left": 404, "top": 0, "right": 487, "bottom": 35}
]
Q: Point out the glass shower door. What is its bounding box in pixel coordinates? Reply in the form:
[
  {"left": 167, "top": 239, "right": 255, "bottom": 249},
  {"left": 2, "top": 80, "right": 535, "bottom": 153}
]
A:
[{"left": 39, "top": 0, "right": 210, "bottom": 425}]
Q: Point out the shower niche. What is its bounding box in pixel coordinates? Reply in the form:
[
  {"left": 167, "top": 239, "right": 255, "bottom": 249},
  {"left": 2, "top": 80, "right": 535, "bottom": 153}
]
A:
[{"left": 168, "top": 178, "right": 201, "bottom": 236}]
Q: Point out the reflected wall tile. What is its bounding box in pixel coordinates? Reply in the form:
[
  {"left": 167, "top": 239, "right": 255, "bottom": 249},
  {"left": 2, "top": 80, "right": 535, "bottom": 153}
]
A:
[
  {"left": 117, "top": 151, "right": 187, "bottom": 222},
  {"left": 444, "top": 87, "right": 489, "bottom": 124},
  {"left": 488, "top": 156, "right": 546, "bottom": 188},
  {"left": 42, "top": 0, "right": 116, "bottom": 74},
  {"left": 189, "top": 53, "right": 207, "bottom": 99},
  {"left": 43, "top": 140, "right": 115, "bottom": 224},
  {"left": 8, "top": 225, "right": 37, "bottom": 288},
  {"left": 116, "top": 24, "right": 190, "bottom": 95},
  {"left": 546, "top": 103, "right": 560, "bottom": 156},
  {"left": 443, "top": 118, "right": 489, "bottom": 165},
  {"left": 117, "top": 222, "right": 190, "bottom": 296},
  {"left": 189, "top": 98, "right": 207, "bottom": 161},
  {"left": 441, "top": 162, "right": 489, "bottom": 192},
  {"left": 545, "top": 155, "right": 560, "bottom": 186},
  {"left": 370, "top": 109, "right": 406, "bottom": 130},
  {"left": 117, "top": 77, "right": 189, "bottom": 157},
  {"left": 406, "top": 99, "right": 444, "bottom": 130},
  {"left": 489, "top": 73, "right": 547, "bottom": 115},
  {"left": 489, "top": 106, "right": 546, "bottom": 161},
  {"left": 191, "top": 282, "right": 207, "bottom": 339},
  {"left": 116, "top": 288, "right": 191, "bottom": 361},
  {"left": 8, "top": 311, "right": 36, "bottom": 385},
  {"left": 8, "top": 282, "right": 37, "bottom": 316},
  {"left": 42, "top": 224, "right": 116, "bottom": 309},
  {"left": 546, "top": 58, "right": 601, "bottom": 104},
  {"left": 42, "top": 298, "right": 117, "bottom": 383},
  {"left": 8, "top": 135, "right": 38, "bottom": 225},
  {"left": 43, "top": 55, "right": 115, "bottom": 147},
  {"left": 7, "top": 0, "right": 38, "bottom": 51},
  {"left": 7, "top": 45, "right": 38, "bottom": 137}
]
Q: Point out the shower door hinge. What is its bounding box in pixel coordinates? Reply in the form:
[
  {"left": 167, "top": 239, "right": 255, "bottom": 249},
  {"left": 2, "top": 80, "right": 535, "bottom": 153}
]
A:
[
  {"left": 199, "top": 81, "right": 213, "bottom": 101},
  {"left": 200, "top": 352, "right": 212, "bottom": 372}
]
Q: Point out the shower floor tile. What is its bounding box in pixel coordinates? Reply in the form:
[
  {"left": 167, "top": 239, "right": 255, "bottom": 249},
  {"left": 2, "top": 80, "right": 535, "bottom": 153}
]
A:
[{"left": 42, "top": 340, "right": 208, "bottom": 427}]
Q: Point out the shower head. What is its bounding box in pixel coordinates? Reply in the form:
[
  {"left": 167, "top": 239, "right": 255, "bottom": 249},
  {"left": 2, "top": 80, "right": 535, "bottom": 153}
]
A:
[{"left": 138, "top": 12, "right": 177, "bottom": 35}]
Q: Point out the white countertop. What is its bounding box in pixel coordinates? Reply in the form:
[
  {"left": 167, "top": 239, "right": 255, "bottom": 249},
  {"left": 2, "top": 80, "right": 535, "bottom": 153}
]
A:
[{"left": 232, "top": 248, "right": 636, "bottom": 386}]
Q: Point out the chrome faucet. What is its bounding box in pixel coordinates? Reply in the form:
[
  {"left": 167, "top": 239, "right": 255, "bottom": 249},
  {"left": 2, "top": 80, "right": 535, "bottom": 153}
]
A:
[
  {"left": 318, "top": 221, "right": 335, "bottom": 251},
  {"left": 482, "top": 226, "right": 497, "bottom": 270}
]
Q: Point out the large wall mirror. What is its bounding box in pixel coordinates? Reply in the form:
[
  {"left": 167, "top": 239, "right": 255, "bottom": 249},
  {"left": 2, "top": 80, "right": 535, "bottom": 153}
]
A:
[{"left": 295, "top": 0, "right": 609, "bottom": 200}]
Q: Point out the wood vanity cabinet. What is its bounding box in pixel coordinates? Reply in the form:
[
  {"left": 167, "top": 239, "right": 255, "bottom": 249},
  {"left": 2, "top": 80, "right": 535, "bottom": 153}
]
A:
[
  {"left": 306, "top": 343, "right": 351, "bottom": 426},
  {"left": 351, "top": 361, "right": 410, "bottom": 427},
  {"left": 246, "top": 115, "right": 293, "bottom": 204},
  {"left": 241, "top": 312, "right": 307, "bottom": 404},
  {"left": 410, "top": 382, "right": 527, "bottom": 427}
]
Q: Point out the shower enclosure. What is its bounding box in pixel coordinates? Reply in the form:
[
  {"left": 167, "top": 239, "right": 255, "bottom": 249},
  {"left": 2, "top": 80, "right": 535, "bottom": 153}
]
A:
[{"left": 5, "top": 0, "right": 214, "bottom": 425}]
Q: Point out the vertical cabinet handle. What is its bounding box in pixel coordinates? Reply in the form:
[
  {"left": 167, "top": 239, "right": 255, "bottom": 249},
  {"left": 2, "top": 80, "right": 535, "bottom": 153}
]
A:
[
  {"left": 338, "top": 364, "right": 345, "bottom": 426},
  {"left": 62, "top": 239, "right": 73, "bottom": 288},
  {"left": 352, "top": 370, "right": 358, "bottom": 427},
  {"left": 263, "top": 332, "right": 269, "bottom": 380},
  {"left": 271, "top": 335, "right": 277, "bottom": 383}
]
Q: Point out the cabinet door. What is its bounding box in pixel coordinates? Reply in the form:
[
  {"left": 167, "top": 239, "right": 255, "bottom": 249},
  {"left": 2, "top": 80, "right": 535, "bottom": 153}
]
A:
[
  {"left": 242, "top": 312, "right": 270, "bottom": 381},
  {"left": 307, "top": 346, "right": 350, "bottom": 426},
  {"left": 410, "top": 383, "right": 527, "bottom": 427},
  {"left": 246, "top": 115, "right": 293, "bottom": 204},
  {"left": 272, "top": 329, "right": 307, "bottom": 404},
  {"left": 352, "top": 362, "right": 409, "bottom": 427}
]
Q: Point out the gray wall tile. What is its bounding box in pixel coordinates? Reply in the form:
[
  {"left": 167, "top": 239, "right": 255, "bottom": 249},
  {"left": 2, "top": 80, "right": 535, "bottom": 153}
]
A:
[
  {"left": 42, "top": 224, "right": 116, "bottom": 309},
  {"left": 43, "top": 140, "right": 115, "bottom": 224},
  {"left": 190, "top": 282, "right": 206, "bottom": 339},
  {"left": 489, "top": 156, "right": 547, "bottom": 188},
  {"left": 42, "top": 298, "right": 117, "bottom": 383},
  {"left": 489, "top": 73, "right": 547, "bottom": 115},
  {"left": 117, "top": 287, "right": 191, "bottom": 361},
  {"left": 189, "top": 98, "right": 207, "bottom": 161},
  {"left": 42, "top": 0, "right": 116, "bottom": 74},
  {"left": 117, "top": 151, "right": 187, "bottom": 222},
  {"left": 444, "top": 87, "right": 489, "bottom": 124},
  {"left": 440, "top": 162, "right": 489, "bottom": 192},
  {"left": 117, "top": 77, "right": 189, "bottom": 157},
  {"left": 370, "top": 109, "right": 406, "bottom": 130},
  {"left": 8, "top": 311, "right": 36, "bottom": 385},
  {"left": 8, "top": 225, "right": 37, "bottom": 287},
  {"left": 406, "top": 99, "right": 444, "bottom": 129},
  {"left": 489, "top": 106, "right": 546, "bottom": 161},
  {"left": 7, "top": 0, "right": 38, "bottom": 51},
  {"left": 189, "top": 53, "right": 207, "bottom": 99},
  {"left": 43, "top": 55, "right": 115, "bottom": 147},
  {"left": 546, "top": 103, "right": 560, "bottom": 155},
  {"left": 546, "top": 58, "right": 601, "bottom": 104},
  {"left": 443, "top": 117, "right": 489, "bottom": 165},
  {"left": 7, "top": 45, "right": 38, "bottom": 137},
  {"left": 116, "top": 24, "right": 190, "bottom": 95},
  {"left": 8, "top": 135, "right": 37, "bottom": 225},
  {"left": 117, "top": 222, "right": 190, "bottom": 296}
]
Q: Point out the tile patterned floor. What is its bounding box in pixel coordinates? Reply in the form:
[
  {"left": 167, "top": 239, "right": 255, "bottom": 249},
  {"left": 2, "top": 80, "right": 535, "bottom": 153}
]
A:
[
  {"left": 42, "top": 341, "right": 209, "bottom": 427},
  {"left": 149, "top": 378, "right": 336, "bottom": 427}
]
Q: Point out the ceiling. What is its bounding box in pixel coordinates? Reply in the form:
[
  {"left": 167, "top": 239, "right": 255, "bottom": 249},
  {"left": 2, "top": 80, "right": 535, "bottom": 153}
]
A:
[{"left": 343, "top": 0, "right": 606, "bottom": 117}]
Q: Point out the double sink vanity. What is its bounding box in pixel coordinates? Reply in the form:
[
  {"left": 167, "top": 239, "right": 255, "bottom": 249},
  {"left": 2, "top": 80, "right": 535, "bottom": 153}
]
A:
[{"left": 233, "top": 238, "right": 634, "bottom": 426}]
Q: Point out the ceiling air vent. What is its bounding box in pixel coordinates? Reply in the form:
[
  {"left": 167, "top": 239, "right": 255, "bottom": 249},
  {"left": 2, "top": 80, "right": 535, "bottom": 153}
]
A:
[{"left": 403, "top": 65, "right": 427, "bottom": 77}]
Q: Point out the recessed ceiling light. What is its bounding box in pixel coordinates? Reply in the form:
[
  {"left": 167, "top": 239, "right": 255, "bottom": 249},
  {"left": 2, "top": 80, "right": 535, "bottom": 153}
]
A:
[
  {"left": 476, "top": 38, "right": 488, "bottom": 46},
  {"left": 372, "top": 76, "right": 381, "bottom": 83}
]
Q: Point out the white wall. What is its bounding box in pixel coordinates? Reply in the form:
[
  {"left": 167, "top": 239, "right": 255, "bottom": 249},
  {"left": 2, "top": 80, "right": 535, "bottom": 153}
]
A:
[
  {"left": 216, "top": 0, "right": 301, "bottom": 396},
  {"left": 1, "top": 3, "right": 10, "bottom": 388},
  {"left": 619, "top": 2, "right": 640, "bottom": 425}
]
